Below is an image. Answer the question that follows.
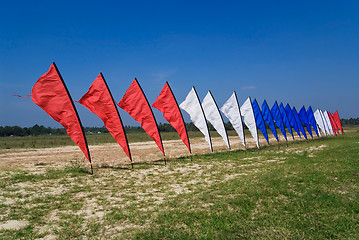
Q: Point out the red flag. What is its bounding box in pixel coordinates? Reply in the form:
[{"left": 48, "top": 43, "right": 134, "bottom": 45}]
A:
[
  {"left": 333, "top": 111, "right": 344, "bottom": 134},
  {"left": 329, "top": 112, "right": 339, "bottom": 135},
  {"left": 79, "top": 73, "right": 132, "bottom": 161},
  {"left": 152, "top": 82, "right": 191, "bottom": 153},
  {"left": 118, "top": 79, "right": 164, "bottom": 155},
  {"left": 330, "top": 112, "right": 341, "bottom": 134},
  {"left": 327, "top": 112, "right": 338, "bottom": 136},
  {"left": 32, "top": 63, "right": 91, "bottom": 162}
]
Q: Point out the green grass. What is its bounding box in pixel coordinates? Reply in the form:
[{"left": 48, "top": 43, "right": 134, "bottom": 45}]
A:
[{"left": 0, "top": 129, "right": 358, "bottom": 239}]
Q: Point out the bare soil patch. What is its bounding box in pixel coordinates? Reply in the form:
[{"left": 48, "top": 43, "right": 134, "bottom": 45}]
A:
[{"left": 0, "top": 134, "right": 286, "bottom": 171}]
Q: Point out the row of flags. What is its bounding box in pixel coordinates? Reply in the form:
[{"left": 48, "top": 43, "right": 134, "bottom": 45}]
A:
[{"left": 30, "top": 63, "right": 344, "bottom": 171}]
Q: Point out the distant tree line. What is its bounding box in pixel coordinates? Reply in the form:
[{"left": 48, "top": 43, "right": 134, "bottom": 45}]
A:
[
  {"left": 340, "top": 118, "right": 359, "bottom": 126},
  {"left": 0, "top": 118, "right": 357, "bottom": 137}
]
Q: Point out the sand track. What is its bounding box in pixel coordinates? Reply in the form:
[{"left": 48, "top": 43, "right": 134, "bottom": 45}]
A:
[{"left": 0, "top": 133, "right": 300, "bottom": 171}]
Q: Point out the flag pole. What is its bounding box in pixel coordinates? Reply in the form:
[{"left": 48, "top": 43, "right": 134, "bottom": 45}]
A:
[
  {"left": 166, "top": 81, "right": 192, "bottom": 155},
  {"left": 233, "top": 91, "right": 246, "bottom": 152},
  {"left": 52, "top": 62, "right": 93, "bottom": 174},
  {"left": 193, "top": 86, "right": 213, "bottom": 153},
  {"left": 134, "top": 78, "right": 166, "bottom": 164},
  {"left": 99, "top": 73, "right": 133, "bottom": 169},
  {"left": 208, "top": 90, "right": 231, "bottom": 150}
]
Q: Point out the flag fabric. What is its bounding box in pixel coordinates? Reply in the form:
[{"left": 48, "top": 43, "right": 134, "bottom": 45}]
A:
[
  {"left": 32, "top": 63, "right": 91, "bottom": 162},
  {"left": 280, "top": 103, "right": 294, "bottom": 139},
  {"left": 252, "top": 99, "right": 269, "bottom": 144},
  {"left": 333, "top": 111, "right": 344, "bottom": 134},
  {"left": 307, "top": 106, "right": 319, "bottom": 137},
  {"left": 152, "top": 82, "right": 191, "bottom": 153},
  {"left": 241, "top": 97, "right": 259, "bottom": 148},
  {"left": 321, "top": 110, "right": 333, "bottom": 136},
  {"left": 79, "top": 73, "right": 131, "bottom": 160},
  {"left": 313, "top": 109, "right": 324, "bottom": 137},
  {"left": 202, "top": 91, "right": 230, "bottom": 149},
  {"left": 285, "top": 104, "right": 301, "bottom": 138},
  {"left": 329, "top": 112, "right": 340, "bottom": 135},
  {"left": 118, "top": 78, "right": 164, "bottom": 154},
  {"left": 262, "top": 100, "right": 279, "bottom": 141},
  {"left": 299, "top": 106, "right": 313, "bottom": 138},
  {"left": 327, "top": 112, "right": 338, "bottom": 136},
  {"left": 271, "top": 101, "right": 287, "bottom": 141},
  {"left": 220, "top": 91, "right": 246, "bottom": 147},
  {"left": 180, "top": 87, "right": 213, "bottom": 152},
  {"left": 323, "top": 111, "right": 335, "bottom": 136},
  {"left": 293, "top": 107, "right": 307, "bottom": 139}
]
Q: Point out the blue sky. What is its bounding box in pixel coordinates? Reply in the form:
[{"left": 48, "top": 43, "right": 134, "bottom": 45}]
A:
[{"left": 1, "top": 1, "right": 358, "bottom": 127}]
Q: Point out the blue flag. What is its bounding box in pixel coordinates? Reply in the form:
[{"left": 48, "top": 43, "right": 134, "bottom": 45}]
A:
[
  {"left": 252, "top": 99, "right": 269, "bottom": 144},
  {"left": 293, "top": 107, "right": 307, "bottom": 140},
  {"left": 299, "top": 106, "right": 313, "bottom": 138},
  {"left": 307, "top": 106, "right": 319, "bottom": 137},
  {"left": 271, "top": 101, "right": 287, "bottom": 141},
  {"left": 285, "top": 103, "right": 301, "bottom": 138},
  {"left": 280, "top": 103, "right": 294, "bottom": 139},
  {"left": 262, "top": 100, "right": 278, "bottom": 141}
]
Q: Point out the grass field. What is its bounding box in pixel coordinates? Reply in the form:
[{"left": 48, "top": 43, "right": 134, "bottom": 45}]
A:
[{"left": 0, "top": 128, "right": 358, "bottom": 239}]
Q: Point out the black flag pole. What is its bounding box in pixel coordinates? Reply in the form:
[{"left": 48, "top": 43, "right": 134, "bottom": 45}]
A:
[
  {"left": 135, "top": 78, "right": 166, "bottom": 164},
  {"left": 192, "top": 86, "right": 214, "bottom": 153},
  {"left": 233, "top": 91, "right": 246, "bottom": 152},
  {"left": 165, "top": 81, "right": 192, "bottom": 161},
  {"left": 52, "top": 62, "right": 93, "bottom": 175},
  {"left": 99, "top": 73, "right": 134, "bottom": 169}
]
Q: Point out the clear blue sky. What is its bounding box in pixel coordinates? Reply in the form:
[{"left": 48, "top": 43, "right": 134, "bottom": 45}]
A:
[{"left": 1, "top": 0, "right": 358, "bottom": 127}]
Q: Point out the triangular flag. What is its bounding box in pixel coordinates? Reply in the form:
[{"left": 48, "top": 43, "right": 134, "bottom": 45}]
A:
[
  {"left": 323, "top": 111, "right": 335, "bottom": 136},
  {"left": 180, "top": 87, "right": 213, "bottom": 152},
  {"left": 32, "top": 63, "right": 91, "bottom": 162},
  {"left": 271, "top": 101, "right": 287, "bottom": 141},
  {"left": 79, "top": 73, "right": 132, "bottom": 161},
  {"left": 280, "top": 103, "right": 294, "bottom": 139},
  {"left": 333, "top": 111, "right": 344, "bottom": 134},
  {"left": 285, "top": 104, "right": 301, "bottom": 138},
  {"left": 293, "top": 107, "right": 307, "bottom": 140},
  {"left": 299, "top": 106, "right": 313, "bottom": 138},
  {"left": 329, "top": 112, "right": 340, "bottom": 135},
  {"left": 314, "top": 109, "right": 326, "bottom": 136},
  {"left": 252, "top": 99, "right": 269, "bottom": 144},
  {"left": 202, "top": 91, "right": 230, "bottom": 149},
  {"left": 262, "top": 100, "right": 279, "bottom": 142},
  {"left": 321, "top": 110, "right": 333, "bottom": 136},
  {"left": 240, "top": 97, "right": 259, "bottom": 149},
  {"left": 152, "top": 82, "right": 191, "bottom": 153},
  {"left": 118, "top": 78, "right": 164, "bottom": 155},
  {"left": 327, "top": 112, "right": 338, "bottom": 136},
  {"left": 306, "top": 106, "right": 319, "bottom": 137},
  {"left": 220, "top": 91, "right": 246, "bottom": 148}
]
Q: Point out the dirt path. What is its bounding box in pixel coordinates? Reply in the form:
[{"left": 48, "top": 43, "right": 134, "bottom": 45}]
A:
[{"left": 0, "top": 133, "right": 307, "bottom": 171}]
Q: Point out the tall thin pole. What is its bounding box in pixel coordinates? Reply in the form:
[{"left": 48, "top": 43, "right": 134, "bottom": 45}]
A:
[
  {"left": 192, "top": 86, "right": 213, "bottom": 152},
  {"left": 52, "top": 62, "right": 93, "bottom": 174},
  {"left": 100, "top": 73, "right": 133, "bottom": 169},
  {"left": 135, "top": 78, "right": 166, "bottom": 162}
]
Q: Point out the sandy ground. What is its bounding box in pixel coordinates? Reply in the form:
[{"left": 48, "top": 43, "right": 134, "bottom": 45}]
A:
[{"left": 0, "top": 132, "right": 305, "bottom": 171}]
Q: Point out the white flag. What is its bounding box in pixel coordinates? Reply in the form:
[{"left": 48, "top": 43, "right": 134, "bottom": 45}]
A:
[
  {"left": 240, "top": 97, "right": 259, "bottom": 149},
  {"left": 220, "top": 92, "right": 245, "bottom": 147},
  {"left": 314, "top": 109, "right": 325, "bottom": 136},
  {"left": 180, "top": 87, "right": 213, "bottom": 151},
  {"left": 202, "top": 91, "right": 230, "bottom": 149},
  {"left": 323, "top": 110, "right": 334, "bottom": 136},
  {"left": 320, "top": 110, "right": 332, "bottom": 136}
]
